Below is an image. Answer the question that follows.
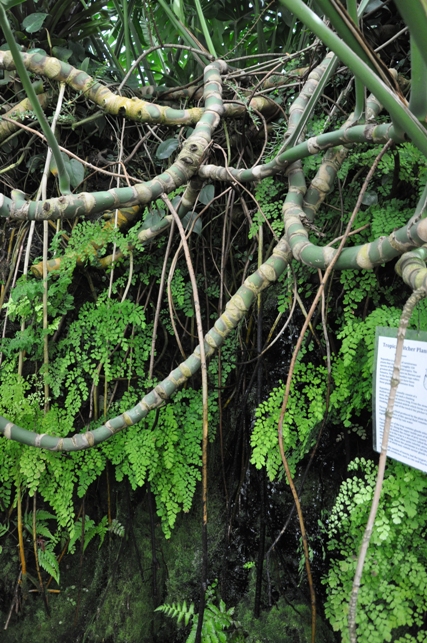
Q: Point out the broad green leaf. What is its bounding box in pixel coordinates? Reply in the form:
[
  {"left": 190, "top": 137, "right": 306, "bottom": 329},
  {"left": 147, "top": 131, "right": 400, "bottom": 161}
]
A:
[
  {"left": 182, "top": 211, "right": 202, "bottom": 235},
  {"left": 52, "top": 46, "right": 73, "bottom": 62},
  {"left": 63, "top": 157, "right": 85, "bottom": 188},
  {"left": 22, "top": 13, "right": 49, "bottom": 34},
  {"left": 79, "top": 57, "right": 90, "bottom": 73},
  {"left": 199, "top": 184, "right": 215, "bottom": 205},
  {"left": 26, "top": 48, "right": 47, "bottom": 55},
  {"left": 156, "top": 137, "right": 179, "bottom": 159},
  {"left": 172, "top": 0, "right": 185, "bottom": 23},
  {"left": 0, "top": 0, "right": 26, "bottom": 8},
  {"left": 50, "top": 153, "right": 84, "bottom": 188},
  {"left": 141, "top": 208, "right": 164, "bottom": 230}
]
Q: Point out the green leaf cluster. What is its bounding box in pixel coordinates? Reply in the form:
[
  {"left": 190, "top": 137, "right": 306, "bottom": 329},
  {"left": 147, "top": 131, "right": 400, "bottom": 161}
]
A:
[
  {"left": 156, "top": 585, "right": 242, "bottom": 643},
  {"left": 102, "top": 388, "right": 211, "bottom": 537},
  {"left": 250, "top": 357, "right": 327, "bottom": 480},
  {"left": 249, "top": 177, "right": 285, "bottom": 239},
  {"left": 323, "top": 458, "right": 427, "bottom": 643}
]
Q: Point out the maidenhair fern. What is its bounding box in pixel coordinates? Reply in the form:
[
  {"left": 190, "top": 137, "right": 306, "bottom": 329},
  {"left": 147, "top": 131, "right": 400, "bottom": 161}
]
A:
[
  {"left": 250, "top": 300, "right": 427, "bottom": 481},
  {"left": 249, "top": 177, "right": 285, "bottom": 239},
  {"left": 104, "top": 388, "right": 214, "bottom": 537},
  {"left": 324, "top": 458, "right": 427, "bottom": 643},
  {"left": 49, "top": 294, "right": 150, "bottom": 414},
  {"left": 251, "top": 357, "right": 327, "bottom": 480}
]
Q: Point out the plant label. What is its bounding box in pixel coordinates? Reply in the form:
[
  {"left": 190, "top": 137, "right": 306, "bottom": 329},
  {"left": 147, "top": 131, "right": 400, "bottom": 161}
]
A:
[{"left": 373, "top": 327, "right": 427, "bottom": 473}]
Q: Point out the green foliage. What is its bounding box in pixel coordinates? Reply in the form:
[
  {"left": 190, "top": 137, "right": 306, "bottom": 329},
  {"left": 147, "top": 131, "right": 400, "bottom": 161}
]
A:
[
  {"left": 0, "top": 370, "right": 208, "bottom": 539},
  {"left": 170, "top": 267, "right": 195, "bottom": 317},
  {"left": 250, "top": 295, "right": 427, "bottom": 481},
  {"left": 1, "top": 6, "right": 427, "bottom": 641},
  {"left": 369, "top": 199, "right": 414, "bottom": 239},
  {"left": 208, "top": 331, "right": 239, "bottom": 388},
  {"left": 49, "top": 293, "right": 150, "bottom": 414},
  {"left": 330, "top": 301, "right": 427, "bottom": 425},
  {"left": 1, "top": 271, "right": 74, "bottom": 359},
  {"left": 103, "top": 387, "right": 213, "bottom": 537},
  {"left": 329, "top": 305, "right": 402, "bottom": 426},
  {"left": 67, "top": 514, "right": 109, "bottom": 554},
  {"left": 251, "top": 356, "right": 327, "bottom": 480},
  {"left": 324, "top": 458, "right": 427, "bottom": 643},
  {"left": 237, "top": 596, "right": 335, "bottom": 643},
  {"left": 337, "top": 142, "right": 427, "bottom": 195},
  {"left": 157, "top": 583, "right": 243, "bottom": 643},
  {"left": 37, "top": 547, "right": 60, "bottom": 585},
  {"left": 21, "top": 508, "right": 61, "bottom": 583},
  {"left": 249, "top": 178, "right": 285, "bottom": 239},
  {"left": 156, "top": 599, "right": 195, "bottom": 627}
]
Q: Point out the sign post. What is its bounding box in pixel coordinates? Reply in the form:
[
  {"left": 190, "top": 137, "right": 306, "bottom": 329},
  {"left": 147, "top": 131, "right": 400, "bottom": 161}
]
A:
[{"left": 373, "top": 327, "right": 427, "bottom": 473}]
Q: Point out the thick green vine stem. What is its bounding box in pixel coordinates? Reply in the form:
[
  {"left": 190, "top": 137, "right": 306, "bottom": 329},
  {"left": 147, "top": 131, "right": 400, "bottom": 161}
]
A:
[
  {"left": 395, "top": 246, "right": 427, "bottom": 290},
  {"left": 0, "top": 50, "right": 204, "bottom": 126},
  {"left": 198, "top": 122, "right": 406, "bottom": 184},
  {"left": 0, "top": 7, "right": 70, "bottom": 194},
  {"left": 283, "top": 169, "right": 427, "bottom": 269},
  {"left": 0, "top": 122, "right": 408, "bottom": 222},
  {"left": 0, "top": 60, "right": 227, "bottom": 222},
  {"left": 0, "top": 238, "right": 292, "bottom": 450}
]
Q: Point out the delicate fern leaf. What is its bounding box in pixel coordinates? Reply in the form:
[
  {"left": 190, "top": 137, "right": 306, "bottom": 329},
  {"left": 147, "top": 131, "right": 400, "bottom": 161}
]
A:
[
  {"left": 109, "top": 518, "right": 125, "bottom": 537},
  {"left": 38, "top": 548, "right": 60, "bottom": 585},
  {"left": 35, "top": 510, "right": 57, "bottom": 521}
]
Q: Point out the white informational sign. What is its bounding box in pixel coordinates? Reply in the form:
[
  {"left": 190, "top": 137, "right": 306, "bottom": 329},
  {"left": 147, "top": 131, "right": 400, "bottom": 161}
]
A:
[{"left": 373, "top": 327, "right": 427, "bottom": 473}]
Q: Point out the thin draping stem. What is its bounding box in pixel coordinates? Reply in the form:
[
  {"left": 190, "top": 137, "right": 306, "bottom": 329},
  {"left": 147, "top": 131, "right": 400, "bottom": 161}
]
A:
[
  {"left": 276, "top": 140, "right": 393, "bottom": 643},
  {"left": 149, "top": 222, "right": 175, "bottom": 380},
  {"left": 161, "top": 192, "right": 209, "bottom": 643}
]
